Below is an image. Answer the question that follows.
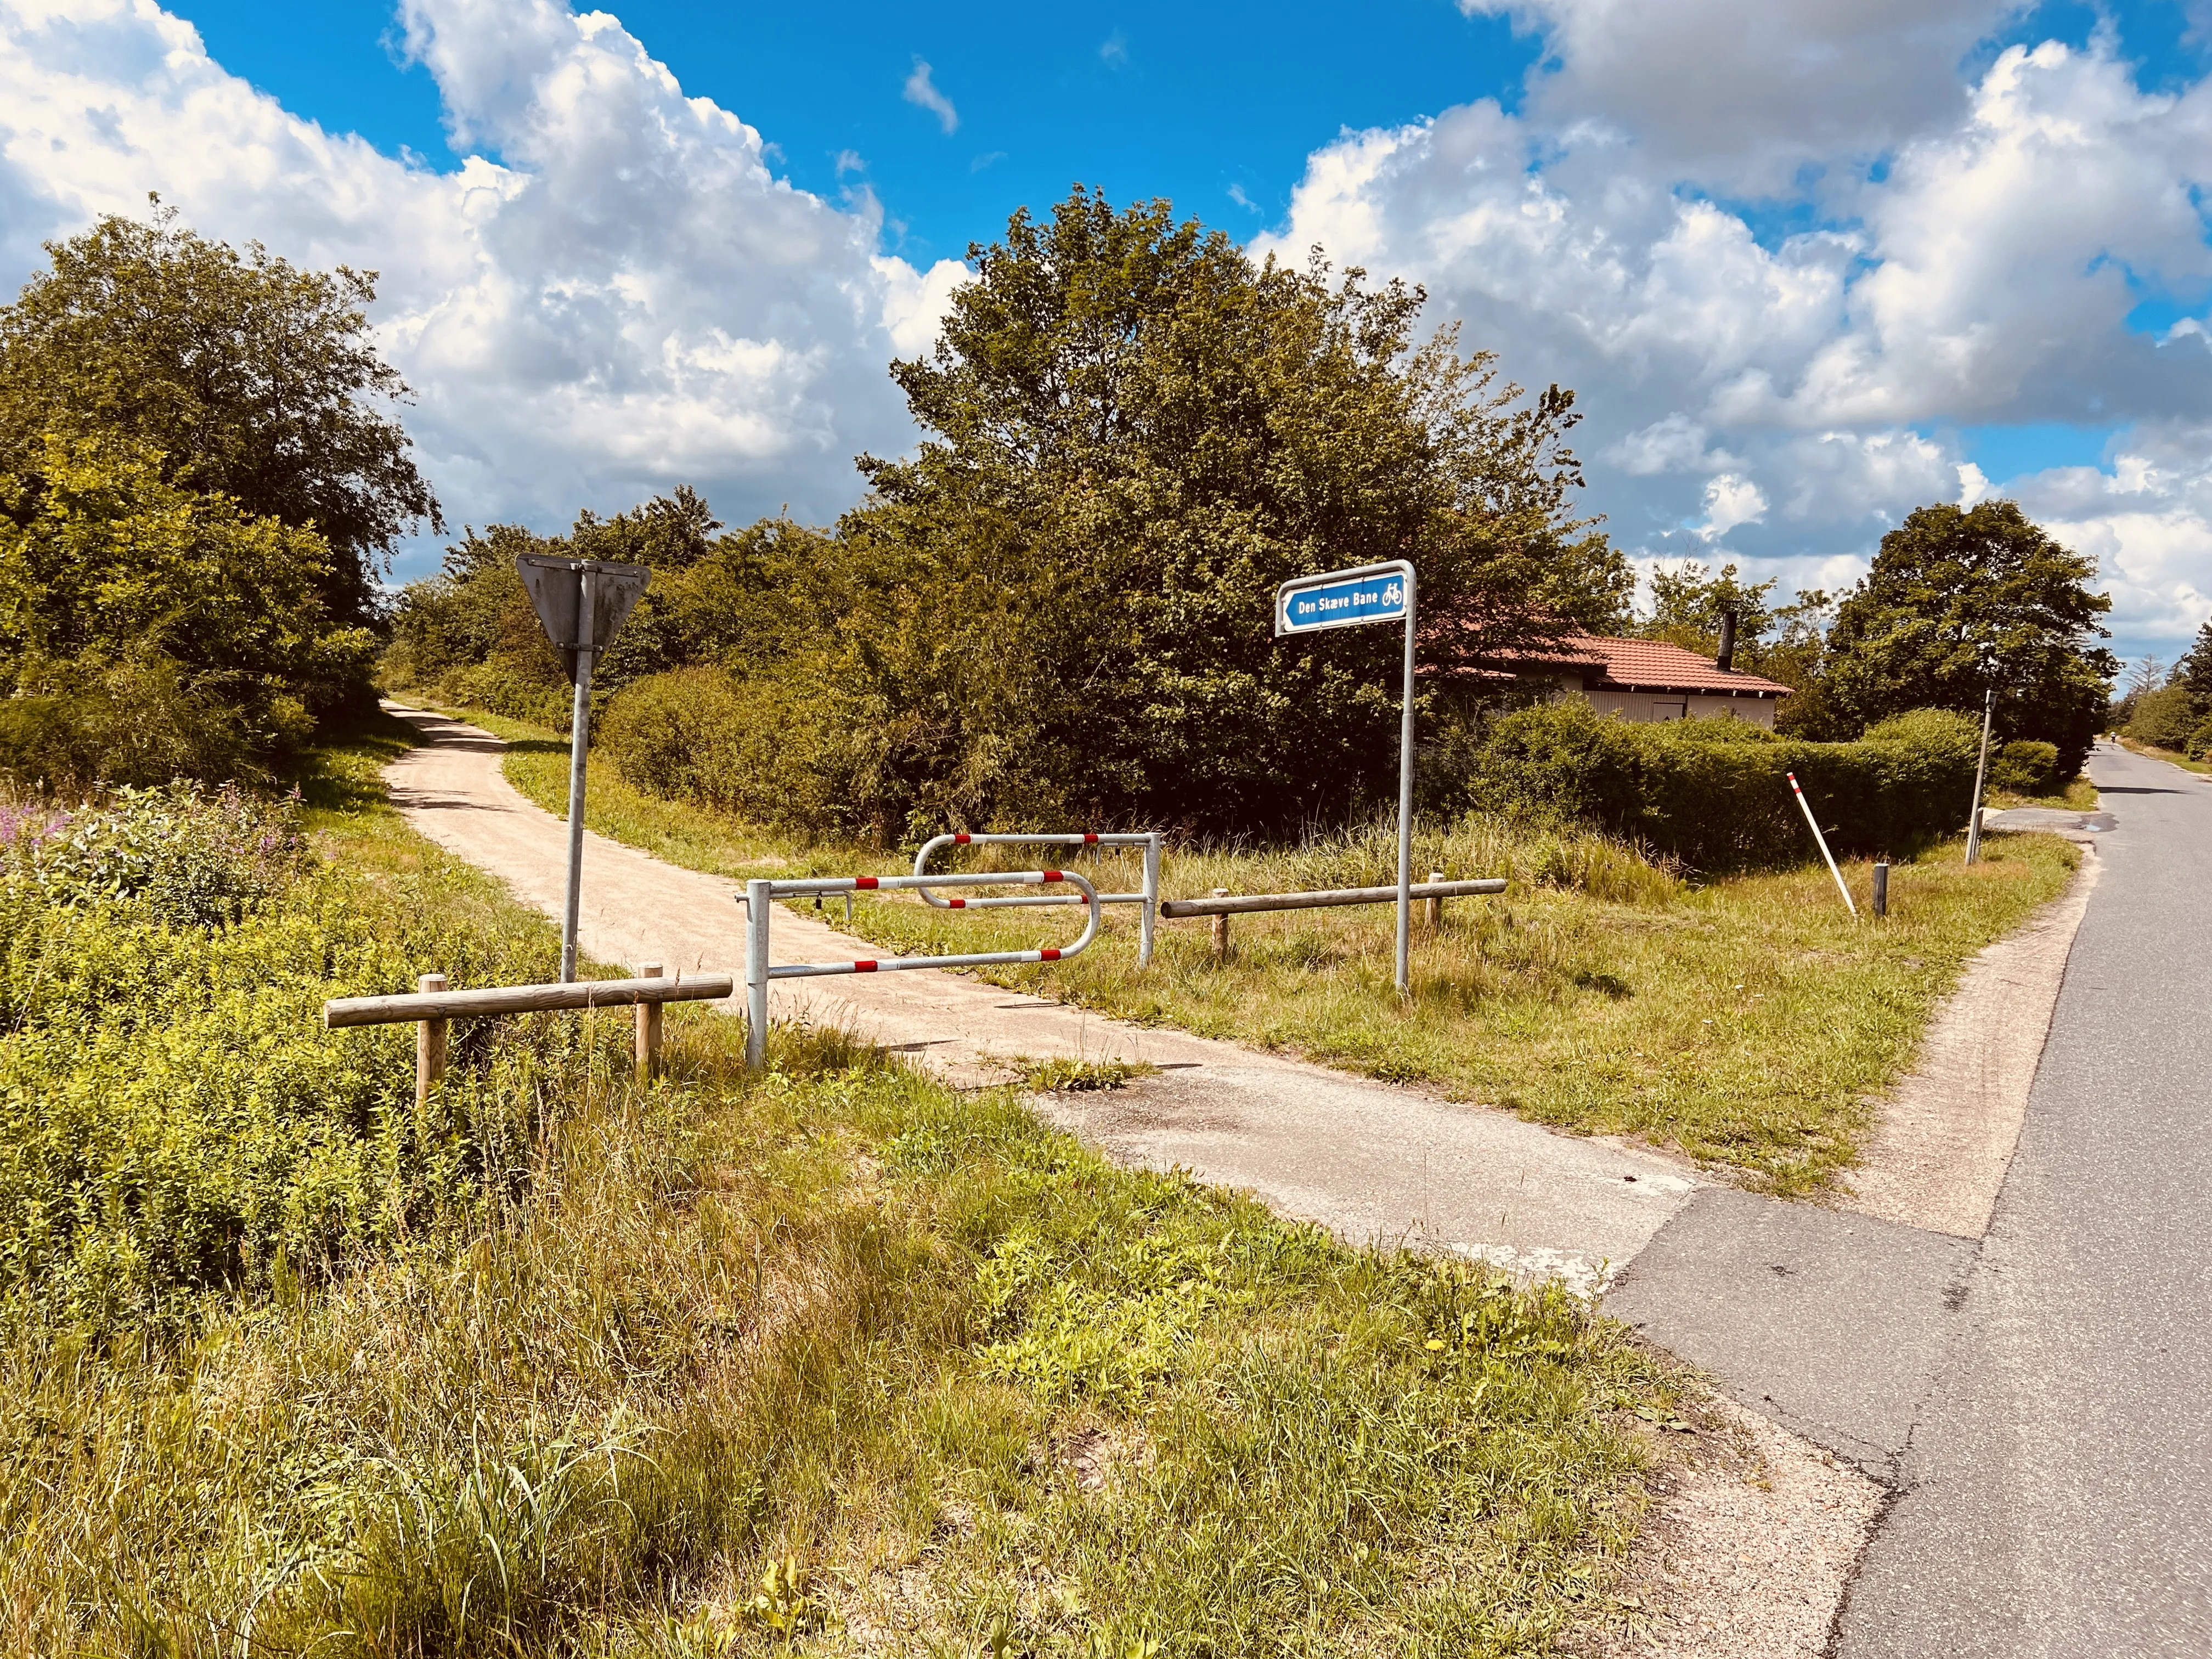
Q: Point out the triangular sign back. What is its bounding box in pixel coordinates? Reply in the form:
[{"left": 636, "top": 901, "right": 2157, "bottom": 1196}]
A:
[{"left": 516, "top": 555, "right": 651, "bottom": 683}]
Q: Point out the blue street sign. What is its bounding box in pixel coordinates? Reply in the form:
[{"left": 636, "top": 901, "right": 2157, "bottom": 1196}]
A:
[
  {"left": 1271, "top": 559, "right": 1420, "bottom": 992},
  {"left": 1276, "top": 571, "right": 1409, "bottom": 635}
]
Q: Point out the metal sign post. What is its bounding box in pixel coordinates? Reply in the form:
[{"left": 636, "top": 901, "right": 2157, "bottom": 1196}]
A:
[
  {"left": 517, "top": 554, "right": 651, "bottom": 981},
  {"left": 1274, "top": 560, "right": 1418, "bottom": 994}
]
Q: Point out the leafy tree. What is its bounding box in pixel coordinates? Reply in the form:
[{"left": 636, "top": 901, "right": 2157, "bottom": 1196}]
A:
[
  {"left": 0, "top": 432, "right": 371, "bottom": 786},
  {"left": 1637, "top": 560, "right": 1779, "bottom": 656},
  {"left": 1633, "top": 561, "right": 1844, "bottom": 735},
  {"left": 2123, "top": 685, "right": 2198, "bottom": 752},
  {"left": 1821, "top": 501, "right": 2115, "bottom": 777},
  {"left": 382, "top": 522, "right": 567, "bottom": 722},
  {"left": 2178, "top": 622, "right": 2212, "bottom": 698},
  {"left": 0, "top": 204, "right": 439, "bottom": 632},
  {"left": 828, "top": 188, "right": 1628, "bottom": 835},
  {"left": 385, "top": 490, "right": 842, "bottom": 726}
]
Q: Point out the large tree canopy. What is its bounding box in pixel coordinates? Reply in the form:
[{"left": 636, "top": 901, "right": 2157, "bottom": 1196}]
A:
[
  {"left": 0, "top": 206, "right": 439, "bottom": 629},
  {"left": 388, "top": 191, "right": 1627, "bottom": 840},
  {"left": 1822, "top": 501, "right": 2115, "bottom": 776},
  {"left": 832, "top": 189, "right": 1627, "bottom": 833}
]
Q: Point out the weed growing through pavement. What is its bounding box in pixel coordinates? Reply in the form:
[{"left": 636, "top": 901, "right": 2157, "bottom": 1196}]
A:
[{"left": 1014, "top": 1056, "right": 1160, "bottom": 1092}]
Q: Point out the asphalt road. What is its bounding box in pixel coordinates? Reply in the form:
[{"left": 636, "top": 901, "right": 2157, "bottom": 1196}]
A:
[
  {"left": 1834, "top": 741, "right": 2212, "bottom": 1653},
  {"left": 1606, "top": 741, "right": 2212, "bottom": 1651}
]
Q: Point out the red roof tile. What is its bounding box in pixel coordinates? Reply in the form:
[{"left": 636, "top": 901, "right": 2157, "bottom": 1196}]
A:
[{"left": 1509, "top": 634, "right": 1792, "bottom": 697}]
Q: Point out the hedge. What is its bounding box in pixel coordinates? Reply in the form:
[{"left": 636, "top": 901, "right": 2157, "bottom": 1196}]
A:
[
  {"left": 1989, "top": 740, "right": 2059, "bottom": 795},
  {"left": 1466, "top": 701, "right": 1982, "bottom": 870}
]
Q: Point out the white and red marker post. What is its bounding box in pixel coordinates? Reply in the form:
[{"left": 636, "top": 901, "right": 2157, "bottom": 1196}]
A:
[
  {"left": 742, "top": 868, "right": 1101, "bottom": 1070},
  {"left": 1787, "top": 771, "right": 1859, "bottom": 918}
]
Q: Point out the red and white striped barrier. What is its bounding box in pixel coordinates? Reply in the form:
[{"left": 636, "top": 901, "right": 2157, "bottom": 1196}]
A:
[
  {"left": 911, "top": 831, "right": 1161, "bottom": 967},
  {"left": 741, "top": 868, "right": 1101, "bottom": 1069}
]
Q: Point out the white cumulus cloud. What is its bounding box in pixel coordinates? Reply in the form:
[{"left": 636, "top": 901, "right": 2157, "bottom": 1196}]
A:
[
  {"left": 1696, "top": 472, "right": 1768, "bottom": 541},
  {"left": 1271, "top": 7, "right": 2212, "bottom": 654},
  {"left": 0, "top": 0, "right": 967, "bottom": 571}
]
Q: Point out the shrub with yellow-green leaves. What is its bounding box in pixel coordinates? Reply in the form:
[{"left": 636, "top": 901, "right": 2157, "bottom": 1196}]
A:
[{"left": 0, "top": 784, "right": 561, "bottom": 1330}]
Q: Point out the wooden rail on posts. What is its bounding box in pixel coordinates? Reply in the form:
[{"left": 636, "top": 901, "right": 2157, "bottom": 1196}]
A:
[
  {"left": 1158, "top": 878, "right": 1505, "bottom": 919},
  {"left": 1164, "top": 877, "right": 1505, "bottom": 961},
  {"left": 324, "top": 968, "right": 735, "bottom": 1102}
]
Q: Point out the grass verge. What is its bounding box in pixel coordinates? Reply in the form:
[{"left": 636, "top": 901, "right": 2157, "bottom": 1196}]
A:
[
  {"left": 432, "top": 699, "right": 2080, "bottom": 1196},
  {"left": 3, "top": 720, "right": 1678, "bottom": 1655},
  {"left": 1987, "top": 776, "right": 2102, "bottom": 811}
]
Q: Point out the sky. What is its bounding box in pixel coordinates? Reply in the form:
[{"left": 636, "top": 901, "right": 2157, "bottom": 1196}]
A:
[{"left": 3, "top": 0, "right": 2211, "bottom": 667}]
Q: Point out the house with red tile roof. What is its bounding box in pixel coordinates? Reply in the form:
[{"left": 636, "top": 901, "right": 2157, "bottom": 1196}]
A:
[{"left": 1499, "top": 634, "right": 1793, "bottom": 727}]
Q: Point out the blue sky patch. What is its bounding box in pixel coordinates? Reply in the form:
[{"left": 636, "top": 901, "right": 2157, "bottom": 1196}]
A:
[
  {"left": 1955, "top": 420, "right": 2122, "bottom": 482},
  {"left": 172, "top": 0, "right": 1540, "bottom": 262},
  {"left": 182, "top": 0, "right": 461, "bottom": 167}
]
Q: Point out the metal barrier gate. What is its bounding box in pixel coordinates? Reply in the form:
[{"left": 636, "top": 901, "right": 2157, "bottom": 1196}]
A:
[
  {"left": 742, "top": 868, "right": 1101, "bottom": 1069},
  {"left": 911, "top": 831, "right": 1161, "bottom": 967}
]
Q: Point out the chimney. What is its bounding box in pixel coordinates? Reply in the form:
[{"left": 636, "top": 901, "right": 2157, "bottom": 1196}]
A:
[{"left": 1716, "top": 607, "right": 1738, "bottom": 673}]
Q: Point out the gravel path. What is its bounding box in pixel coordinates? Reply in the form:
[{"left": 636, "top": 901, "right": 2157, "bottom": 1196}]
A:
[
  {"left": 1567, "top": 1393, "right": 1882, "bottom": 1658},
  {"left": 1841, "top": 848, "right": 2097, "bottom": 1237}
]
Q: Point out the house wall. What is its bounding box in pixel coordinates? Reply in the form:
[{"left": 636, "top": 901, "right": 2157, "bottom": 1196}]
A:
[{"left": 1556, "top": 682, "right": 1779, "bottom": 729}]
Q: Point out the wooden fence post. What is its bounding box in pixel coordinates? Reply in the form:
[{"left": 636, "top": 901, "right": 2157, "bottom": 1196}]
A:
[
  {"left": 1210, "top": 889, "right": 1232, "bottom": 961},
  {"left": 1426, "top": 869, "right": 1446, "bottom": 932},
  {"left": 415, "top": 973, "right": 448, "bottom": 1108},
  {"left": 636, "top": 962, "right": 664, "bottom": 1081}
]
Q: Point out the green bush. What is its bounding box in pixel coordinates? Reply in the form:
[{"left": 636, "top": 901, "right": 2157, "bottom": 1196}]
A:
[
  {"left": 1989, "top": 739, "right": 2060, "bottom": 795},
  {"left": 2124, "top": 684, "right": 2201, "bottom": 753},
  {"left": 599, "top": 663, "right": 898, "bottom": 842},
  {"left": 5, "top": 782, "right": 301, "bottom": 927},
  {"left": 1466, "top": 701, "right": 1978, "bottom": 868},
  {"left": 0, "top": 655, "right": 297, "bottom": 787},
  {"left": 2190, "top": 715, "right": 2212, "bottom": 761},
  {"left": 0, "top": 433, "right": 374, "bottom": 789},
  {"left": 0, "top": 788, "right": 566, "bottom": 1331},
  {"left": 446, "top": 659, "right": 575, "bottom": 731}
]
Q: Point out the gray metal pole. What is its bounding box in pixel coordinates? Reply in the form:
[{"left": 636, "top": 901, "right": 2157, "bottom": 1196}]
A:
[
  {"left": 744, "top": 878, "right": 771, "bottom": 1071},
  {"left": 559, "top": 568, "right": 596, "bottom": 983},
  {"left": 1139, "top": 833, "right": 1160, "bottom": 969},
  {"left": 1395, "top": 568, "right": 1417, "bottom": 995},
  {"left": 1965, "top": 685, "right": 1994, "bottom": 866}
]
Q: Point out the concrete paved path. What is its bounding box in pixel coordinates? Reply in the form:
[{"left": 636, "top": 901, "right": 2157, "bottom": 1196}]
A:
[{"left": 382, "top": 704, "right": 1698, "bottom": 1289}]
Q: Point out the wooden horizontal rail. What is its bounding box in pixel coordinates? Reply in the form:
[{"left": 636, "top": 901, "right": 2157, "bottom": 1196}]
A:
[
  {"left": 1158, "top": 879, "right": 1504, "bottom": 919},
  {"left": 324, "top": 971, "right": 734, "bottom": 1030}
]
